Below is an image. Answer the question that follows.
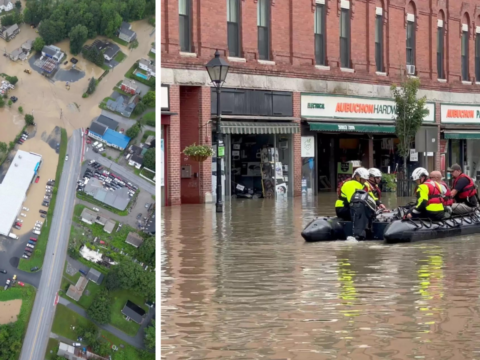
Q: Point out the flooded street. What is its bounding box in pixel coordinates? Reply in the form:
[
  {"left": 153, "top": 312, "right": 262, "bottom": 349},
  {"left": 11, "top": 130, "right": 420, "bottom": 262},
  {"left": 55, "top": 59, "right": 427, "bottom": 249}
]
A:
[{"left": 162, "top": 193, "right": 480, "bottom": 359}]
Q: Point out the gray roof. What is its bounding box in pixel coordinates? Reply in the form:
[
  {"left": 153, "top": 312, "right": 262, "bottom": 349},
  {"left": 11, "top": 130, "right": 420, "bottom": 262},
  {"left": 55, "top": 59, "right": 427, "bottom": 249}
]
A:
[
  {"left": 66, "top": 276, "right": 88, "bottom": 301},
  {"left": 103, "top": 219, "right": 116, "bottom": 233},
  {"left": 120, "top": 22, "right": 131, "bottom": 31},
  {"left": 125, "top": 232, "right": 144, "bottom": 248},
  {"left": 80, "top": 208, "right": 97, "bottom": 223},
  {"left": 84, "top": 179, "right": 131, "bottom": 211},
  {"left": 90, "top": 121, "right": 107, "bottom": 136},
  {"left": 130, "top": 154, "right": 143, "bottom": 165},
  {"left": 130, "top": 145, "right": 142, "bottom": 155},
  {"left": 96, "top": 115, "right": 119, "bottom": 130},
  {"left": 122, "top": 78, "right": 138, "bottom": 90},
  {"left": 86, "top": 268, "right": 104, "bottom": 284},
  {"left": 119, "top": 22, "right": 135, "bottom": 38},
  {"left": 104, "top": 43, "right": 120, "bottom": 59},
  {"left": 121, "top": 300, "right": 146, "bottom": 324},
  {"left": 42, "top": 45, "right": 57, "bottom": 57},
  {"left": 21, "top": 39, "right": 33, "bottom": 51},
  {"left": 146, "top": 212, "right": 155, "bottom": 234},
  {"left": 5, "top": 24, "right": 18, "bottom": 36},
  {"left": 9, "top": 48, "right": 22, "bottom": 58}
]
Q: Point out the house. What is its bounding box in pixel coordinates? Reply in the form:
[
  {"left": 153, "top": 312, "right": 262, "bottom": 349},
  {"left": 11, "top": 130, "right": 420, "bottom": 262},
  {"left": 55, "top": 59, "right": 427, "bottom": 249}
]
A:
[
  {"left": 145, "top": 135, "right": 155, "bottom": 146},
  {"left": 125, "top": 232, "right": 144, "bottom": 248},
  {"left": 118, "top": 22, "right": 136, "bottom": 43},
  {"left": 138, "top": 58, "right": 156, "bottom": 78},
  {"left": 8, "top": 48, "right": 22, "bottom": 61},
  {"left": 0, "top": 0, "right": 13, "bottom": 13},
  {"left": 96, "top": 115, "right": 119, "bottom": 130},
  {"left": 88, "top": 121, "right": 131, "bottom": 151},
  {"left": 21, "top": 39, "right": 33, "bottom": 52},
  {"left": 86, "top": 268, "right": 104, "bottom": 285},
  {"left": 106, "top": 94, "right": 139, "bottom": 118},
  {"left": 103, "top": 219, "right": 116, "bottom": 234},
  {"left": 121, "top": 79, "right": 138, "bottom": 95},
  {"left": 57, "top": 342, "right": 109, "bottom": 360},
  {"left": 88, "top": 121, "right": 108, "bottom": 139},
  {"left": 80, "top": 208, "right": 97, "bottom": 225},
  {"left": 150, "top": 42, "right": 155, "bottom": 54},
  {"left": 41, "top": 45, "right": 64, "bottom": 62},
  {"left": 103, "top": 42, "right": 120, "bottom": 62},
  {"left": 145, "top": 212, "right": 155, "bottom": 235},
  {"left": 66, "top": 276, "right": 88, "bottom": 301},
  {"left": 121, "top": 300, "right": 146, "bottom": 324},
  {"left": 0, "top": 23, "right": 19, "bottom": 41},
  {"left": 95, "top": 214, "right": 108, "bottom": 226},
  {"left": 128, "top": 154, "right": 143, "bottom": 169}
]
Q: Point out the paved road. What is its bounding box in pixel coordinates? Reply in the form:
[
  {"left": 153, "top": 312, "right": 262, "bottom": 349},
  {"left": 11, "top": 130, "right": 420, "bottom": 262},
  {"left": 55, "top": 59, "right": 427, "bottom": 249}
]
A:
[
  {"left": 86, "top": 151, "right": 155, "bottom": 195},
  {"left": 19, "top": 129, "right": 82, "bottom": 360}
]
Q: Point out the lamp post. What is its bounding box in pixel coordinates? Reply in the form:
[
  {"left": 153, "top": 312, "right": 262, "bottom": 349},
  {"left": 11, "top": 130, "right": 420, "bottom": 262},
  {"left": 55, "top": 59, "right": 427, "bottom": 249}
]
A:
[{"left": 206, "top": 50, "right": 230, "bottom": 213}]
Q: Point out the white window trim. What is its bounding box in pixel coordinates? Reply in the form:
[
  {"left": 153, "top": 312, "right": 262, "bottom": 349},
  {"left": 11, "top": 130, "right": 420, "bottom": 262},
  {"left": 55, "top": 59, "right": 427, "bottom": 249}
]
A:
[
  {"left": 476, "top": 26, "right": 480, "bottom": 34},
  {"left": 228, "top": 57, "right": 246, "bottom": 63},
  {"left": 180, "top": 52, "right": 197, "bottom": 58},
  {"left": 462, "top": 23, "right": 468, "bottom": 32},
  {"left": 376, "top": 7, "right": 382, "bottom": 16},
  {"left": 315, "top": 0, "right": 325, "bottom": 4},
  {"left": 376, "top": 71, "right": 387, "bottom": 76},
  {"left": 438, "top": 20, "right": 443, "bottom": 28},
  {"left": 407, "top": 13, "right": 415, "bottom": 22},
  {"left": 438, "top": 78, "right": 447, "bottom": 83},
  {"left": 476, "top": 82, "right": 480, "bottom": 85},
  {"left": 315, "top": 65, "right": 330, "bottom": 71},
  {"left": 341, "top": 0, "right": 349, "bottom": 10},
  {"left": 258, "top": 59, "right": 275, "bottom": 65},
  {"left": 340, "top": 67, "right": 354, "bottom": 73}
]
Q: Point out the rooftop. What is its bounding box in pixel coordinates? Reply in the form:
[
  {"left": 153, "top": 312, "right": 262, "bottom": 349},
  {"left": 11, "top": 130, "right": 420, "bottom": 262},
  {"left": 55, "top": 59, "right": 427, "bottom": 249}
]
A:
[
  {"left": 102, "top": 129, "right": 131, "bottom": 149},
  {"left": 125, "top": 232, "right": 144, "bottom": 248},
  {"left": 4, "top": 24, "right": 18, "bottom": 36},
  {"left": 96, "top": 115, "right": 118, "bottom": 130},
  {"left": 42, "top": 45, "right": 57, "bottom": 57},
  {"left": 89, "top": 121, "right": 107, "bottom": 137},
  {"left": 103, "top": 219, "right": 116, "bottom": 234},
  {"left": 122, "top": 78, "right": 138, "bottom": 90},
  {"left": 66, "top": 276, "right": 88, "bottom": 301},
  {"left": 84, "top": 178, "right": 131, "bottom": 211},
  {"left": 86, "top": 268, "right": 104, "bottom": 285},
  {"left": 121, "top": 300, "right": 146, "bottom": 324},
  {"left": 104, "top": 43, "right": 120, "bottom": 59},
  {"left": 80, "top": 208, "right": 97, "bottom": 223},
  {"left": 0, "top": 151, "right": 42, "bottom": 236},
  {"left": 130, "top": 154, "right": 143, "bottom": 165}
]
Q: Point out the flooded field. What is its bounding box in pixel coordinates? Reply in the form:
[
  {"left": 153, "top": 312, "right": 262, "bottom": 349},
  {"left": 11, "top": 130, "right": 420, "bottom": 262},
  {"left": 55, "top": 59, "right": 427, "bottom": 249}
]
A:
[{"left": 162, "top": 194, "right": 480, "bottom": 359}]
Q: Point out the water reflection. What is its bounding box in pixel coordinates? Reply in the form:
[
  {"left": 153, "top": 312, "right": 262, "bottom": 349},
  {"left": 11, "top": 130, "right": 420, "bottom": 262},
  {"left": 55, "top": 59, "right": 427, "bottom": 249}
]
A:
[{"left": 162, "top": 194, "right": 480, "bottom": 359}]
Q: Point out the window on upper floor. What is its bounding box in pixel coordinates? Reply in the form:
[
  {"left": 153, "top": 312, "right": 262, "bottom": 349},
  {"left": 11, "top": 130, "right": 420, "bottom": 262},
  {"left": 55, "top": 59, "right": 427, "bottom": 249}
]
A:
[
  {"left": 406, "top": 17, "right": 415, "bottom": 67},
  {"left": 375, "top": 8, "right": 383, "bottom": 72},
  {"left": 339, "top": 3, "right": 350, "bottom": 68},
  {"left": 227, "top": 0, "right": 241, "bottom": 57},
  {"left": 257, "top": 0, "right": 270, "bottom": 60},
  {"left": 476, "top": 27, "right": 480, "bottom": 81},
  {"left": 437, "top": 20, "right": 444, "bottom": 79},
  {"left": 462, "top": 25, "right": 469, "bottom": 81},
  {"left": 179, "top": 0, "right": 191, "bottom": 52},
  {"left": 314, "top": 3, "right": 326, "bottom": 65}
]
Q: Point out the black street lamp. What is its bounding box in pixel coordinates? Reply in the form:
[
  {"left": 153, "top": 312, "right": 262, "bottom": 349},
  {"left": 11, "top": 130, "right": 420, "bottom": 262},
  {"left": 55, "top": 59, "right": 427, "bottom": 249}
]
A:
[{"left": 206, "top": 50, "right": 230, "bottom": 213}]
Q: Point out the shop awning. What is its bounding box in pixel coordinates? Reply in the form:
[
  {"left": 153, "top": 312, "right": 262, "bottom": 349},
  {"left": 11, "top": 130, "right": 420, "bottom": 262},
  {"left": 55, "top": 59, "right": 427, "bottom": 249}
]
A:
[
  {"left": 308, "top": 122, "right": 396, "bottom": 134},
  {"left": 444, "top": 131, "right": 480, "bottom": 139},
  {"left": 220, "top": 121, "right": 300, "bottom": 134}
]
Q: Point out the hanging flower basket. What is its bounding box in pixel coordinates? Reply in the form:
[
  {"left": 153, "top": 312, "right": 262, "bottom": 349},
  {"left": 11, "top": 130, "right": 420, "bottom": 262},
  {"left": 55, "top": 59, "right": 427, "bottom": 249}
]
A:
[{"left": 183, "top": 143, "right": 214, "bottom": 162}]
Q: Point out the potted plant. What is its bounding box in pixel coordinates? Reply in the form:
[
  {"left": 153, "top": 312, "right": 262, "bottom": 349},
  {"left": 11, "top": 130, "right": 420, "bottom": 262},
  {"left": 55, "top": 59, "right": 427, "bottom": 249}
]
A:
[{"left": 182, "top": 143, "right": 214, "bottom": 162}]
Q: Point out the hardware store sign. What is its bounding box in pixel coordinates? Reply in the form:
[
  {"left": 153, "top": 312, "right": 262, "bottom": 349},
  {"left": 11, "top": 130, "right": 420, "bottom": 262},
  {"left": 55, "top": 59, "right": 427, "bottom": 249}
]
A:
[
  {"left": 301, "top": 95, "right": 435, "bottom": 122},
  {"left": 441, "top": 104, "right": 480, "bottom": 123}
]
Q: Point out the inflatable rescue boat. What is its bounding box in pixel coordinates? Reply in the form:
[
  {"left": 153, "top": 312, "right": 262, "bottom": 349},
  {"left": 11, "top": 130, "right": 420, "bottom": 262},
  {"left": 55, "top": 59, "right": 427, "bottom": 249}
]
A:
[{"left": 301, "top": 208, "right": 480, "bottom": 244}]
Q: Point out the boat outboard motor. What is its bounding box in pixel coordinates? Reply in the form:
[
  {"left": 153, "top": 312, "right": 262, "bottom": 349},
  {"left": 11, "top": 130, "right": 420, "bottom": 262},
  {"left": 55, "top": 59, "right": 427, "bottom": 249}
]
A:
[{"left": 350, "top": 190, "right": 377, "bottom": 240}]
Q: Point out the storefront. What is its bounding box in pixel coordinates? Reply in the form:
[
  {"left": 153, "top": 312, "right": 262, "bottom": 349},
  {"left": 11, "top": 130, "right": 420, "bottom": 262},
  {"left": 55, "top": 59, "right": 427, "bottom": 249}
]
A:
[
  {"left": 300, "top": 93, "right": 436, "bottom": 193},
  {"left": 441, "top": 103, "right": 480, "bottom": 182},
  {"left": 211, "top": 88, "right": 300, "bottom": 200},
  {"left": 160, "top": 84, "right": 173, "bottom": 206}
]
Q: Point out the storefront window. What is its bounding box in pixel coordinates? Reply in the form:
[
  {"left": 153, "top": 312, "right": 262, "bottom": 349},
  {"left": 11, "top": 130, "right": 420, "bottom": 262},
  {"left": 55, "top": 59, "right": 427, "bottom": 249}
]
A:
[
  {"left": 301, "top": 136, "right": 315, "bottom": 196},
  {"left": 466, "top": 139, "right": 480, "bottom": 181}
]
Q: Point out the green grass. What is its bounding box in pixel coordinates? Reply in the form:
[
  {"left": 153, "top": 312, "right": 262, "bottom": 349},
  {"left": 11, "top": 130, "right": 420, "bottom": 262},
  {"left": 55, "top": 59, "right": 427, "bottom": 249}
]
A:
[
  {"left": 110, "top": 289, "right": 148, "bottom": 336},
  {"left": 101, "top": 330, "right": 154, "bottom": 360},
  {"left": 52, "top": 304, "right": 95, "bottom": 340},
  {"left": 114, "top": 51, "right": 127, "bottom": 62},
  {"left": 101, "top": 64, "right": 110, "bottom": 71},
  {"left": 113, "top": 86, "right": 133, "bottom": 98},
  {"left": 112, "top": 37, "right": 129, "bottom": 46},
  {"left": 141, "top": 130, "right": 155, "bottom": 142},
  {"left": 142, "top": 111, "right": 155, "bottom": 126},
  {"left": 140, "top": 168, "right": 155, "bottom": 181},
  {"left": 77, "top": 281, "right": 103, "bottom": 309},
  {"left": 45, "top": 338, "right": 60, "bottom": 360},
  {"left": 76, "top": 192, "right": 129, "bottom": 216},
  {"left": 148, "top": 51, "right": 155, "bottom": 59},
  {"left": 125, "top": 62, "right": 155, "bottom": 88},
  {"left": 18, "top": 128, "right": 67, "bottom": 272}
]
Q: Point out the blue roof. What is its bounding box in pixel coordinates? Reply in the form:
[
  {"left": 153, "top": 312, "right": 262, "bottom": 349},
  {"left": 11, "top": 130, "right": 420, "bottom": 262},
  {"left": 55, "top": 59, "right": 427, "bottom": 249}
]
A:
[{"left": 102, "top": 129, "right": 131, "bottom": 149}]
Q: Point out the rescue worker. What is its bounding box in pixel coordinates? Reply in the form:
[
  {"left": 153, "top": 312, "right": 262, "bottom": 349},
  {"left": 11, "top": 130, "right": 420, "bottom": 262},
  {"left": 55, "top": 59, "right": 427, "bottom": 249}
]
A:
[
  {"left": 429, "top": 170, "right": 453, "bottom": 216},
  {"left": 335, "top": 167, "right": 369, "bottom": 220},
  {"left": 406, "top": 167, "right": 445, "bottom": 221},
  {"left": 366, "top": 168, "right": 386, "bottom": 210},
  {"left": 447, "top": 164, "right": 478, "bottom": 214}
]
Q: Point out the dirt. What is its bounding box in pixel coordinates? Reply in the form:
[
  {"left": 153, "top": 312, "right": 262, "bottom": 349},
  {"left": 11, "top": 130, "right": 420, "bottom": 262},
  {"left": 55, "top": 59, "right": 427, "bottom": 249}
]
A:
[{"left": 0, "top": 299, "right": 22, "bottom": 324}]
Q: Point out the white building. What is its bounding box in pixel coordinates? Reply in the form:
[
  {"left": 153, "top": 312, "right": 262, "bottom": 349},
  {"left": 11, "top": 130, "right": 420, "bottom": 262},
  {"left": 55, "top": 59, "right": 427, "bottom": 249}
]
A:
[{"left": 0, "top": 0, "right": 13, "bottom": 13}]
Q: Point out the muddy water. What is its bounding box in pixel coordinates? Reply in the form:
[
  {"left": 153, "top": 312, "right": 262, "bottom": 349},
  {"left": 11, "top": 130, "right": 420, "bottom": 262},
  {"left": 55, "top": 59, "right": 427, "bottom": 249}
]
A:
[{"left": 162, "top": 193, "right": 480, "bottom": 360}]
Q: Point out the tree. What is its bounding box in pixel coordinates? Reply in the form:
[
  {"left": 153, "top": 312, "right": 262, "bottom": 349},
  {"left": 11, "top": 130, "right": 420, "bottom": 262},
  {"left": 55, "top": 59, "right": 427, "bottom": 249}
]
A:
[
  {"left": 142, "top": 91, "right": 155, "bottom": 108},
  {"left": 105, "top": 269, "right": 121, "bottom": 291},
  {"left": 0, "top": 142, "right": 7, "bottom": 153},
  {"left": 148, "top": 17, "right": 155, "bottom": 27},
  {"left": 391, "top": 77, "right": 428, "bottom": 180},
  {"left": 33, "top": 37, "right": 45, "bottom": 52},
  {"left": 116, "top": 259, "right": 143, "bottom": 289},
  {"left": 144, "top": 320, "right": 155, "bottom": 350},
  {"left": 132, "top": 101, "right": 147, "bottom": 116},
  {"left": 76, "top": 323, "right": 99, "bottom": 344},
  {"left": 126, "top": 124, "right": 140, "bottom": 139},
  {"left": 87, "top": 289, "right": 111, "bottom": 324},
  {"left": 18, "top": 106, "right": 23, "bottom": 114},
  {"left": 136, "top": 271, "right": 155, "bottom": 301},
  {"left": 5, "top": 76, "right": 18, "bottom": 85},
  {"left": 0, "top": 97, "right": 5, "bottom": 108},
  {"left": 15, "top": 1, "right": 21, "bottom": 9},
  {"left": 7, "top": 100, "right": 12, "bottom": 107},
  {"left": 69, "top": 24, "right": 88, "bottom": 55},
  {"left": 90, "top": 339, "right": 111, "bottom": 356},
  {"left": 136, "top": 236, "right": 155, "bottom": 266},
  {"left": 87, "top": 77, "right": 96, "bottom": 95},
  {"left": 24, "top": 114, "right": 35, "bottom": 126},
  {"left": 143, "top": 148, "right": 155, "bottom": 171},
  {"left": 1, "top": 11, "right": 23, "bottom": 27}
]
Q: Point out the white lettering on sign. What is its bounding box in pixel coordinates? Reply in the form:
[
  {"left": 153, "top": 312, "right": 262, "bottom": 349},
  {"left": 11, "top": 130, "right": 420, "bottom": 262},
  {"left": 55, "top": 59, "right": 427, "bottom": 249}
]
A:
[{"left": 338, "top": 125, "right": 355, "bottom": 130}]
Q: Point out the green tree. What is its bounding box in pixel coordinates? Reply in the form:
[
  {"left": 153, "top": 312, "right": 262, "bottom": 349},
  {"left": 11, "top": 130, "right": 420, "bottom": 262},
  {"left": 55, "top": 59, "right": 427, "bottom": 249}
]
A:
[
  {"left": 132, "top": 101, "right": 147, "bottom": 116},
  {"left": 143, "top": 148, "right": 155, "bottom": 171},
  {"left": 5, "top": 76, "right": 18, "bottom": 85},
  {"left": 391, "top": 77, "right": 428, "bottom": 180},
  {"left": 148, "top": 17, "right": 155, "bottom": 27},
  {"left": 0, "top": 142, "right": 7, "bottom": 153},
  {"left": 144, "top": 320, "right": 155, "bottom": 350},
  {"left": 7, "top": 100, "right": 12, "bottom": 107},
  {"left": 39, "top": 19, "right": 63, "bottom": 45},
  {"left": 136, "top": 236, "right": 155, "bottom": 266},
  {"left": 87, "top": 289, "right": 111, "bottom": 324},
  {"left": 126, "top": 124, "right": 140, "bottom": 139},
  {"left": 76, "top": 323, "right": 99, "bottom": 345},
  {"left": 87, "top": 77, "right": 96, "bottom": 95},
  {"left": 24, "top": 114, "right": 34, "bottom": 126},
  {"left": 0, "top": 97, "right": 5, "bottom": 108},
  {"left": 117, "top": 259, "right": 143, "bottom": 289},
  {"left": 129, "top": 38, "right": 139, "bottom": 49},
  {"left": 15, "top": 1, "right": 21, "bottom": 9},
  {"left": 33, "top": 37, "right": 45, "bottom": 52},
  {"left": 105, "top": 269, "right": 121, "bottom": 291},
  {"left": 18, "top": 106, "right": 23, "bottom": 114},
  {"left": 69, "top": 24, "right": 88, "bottom": 55},
  {"left": 136, "top": 270, "right": 155, "bottom": 301},
  {"left": 142, "top": 91, "right": 155, "bottom": 107}
]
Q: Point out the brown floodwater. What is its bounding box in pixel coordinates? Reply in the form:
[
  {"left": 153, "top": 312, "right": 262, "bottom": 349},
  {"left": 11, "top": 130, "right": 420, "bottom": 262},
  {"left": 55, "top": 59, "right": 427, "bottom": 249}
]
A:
[{"left": 162, "top": 193, "right": 480, "bottom": 360}]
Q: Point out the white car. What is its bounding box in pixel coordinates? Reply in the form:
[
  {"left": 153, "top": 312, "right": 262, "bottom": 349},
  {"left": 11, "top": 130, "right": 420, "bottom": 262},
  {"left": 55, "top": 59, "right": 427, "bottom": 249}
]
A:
[
  {"left": 26, "top": 244, "right": 34, "bottom": 248},
  {"left": 89, "top": 160, "right": 95, "bottom": 165},
  {"left": 22, "top": 207, "right": 29, "bottom": 211},
  {"left": 65, "top": 154, "right": 69, "bottom": 161},
  {"left": 92, "top": 207, "right": 99, "bottom": 212},
  {"left": 16, "top": 219, "right": 23, "bottom": 223},
  {"left": 20, "top": 213, "right": 26, "bottom": 217}
]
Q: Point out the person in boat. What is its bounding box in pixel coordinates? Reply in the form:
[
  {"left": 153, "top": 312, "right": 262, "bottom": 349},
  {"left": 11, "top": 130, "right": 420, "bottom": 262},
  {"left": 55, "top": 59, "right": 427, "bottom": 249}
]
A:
[
  {"left": 335, "top": 167, "right": 371, "bottom": 220},
  {"left": 429, "top": 170, "right": 453, "bottom": 216},
  {"left": 447, "top": 164, "right": 478, "bottom": 215},
  {"left": 366, "top": 168, "right": 387, "bottom": 210},
  {"left": 406, "top": 167, "right": 445, "bottom": 221}
]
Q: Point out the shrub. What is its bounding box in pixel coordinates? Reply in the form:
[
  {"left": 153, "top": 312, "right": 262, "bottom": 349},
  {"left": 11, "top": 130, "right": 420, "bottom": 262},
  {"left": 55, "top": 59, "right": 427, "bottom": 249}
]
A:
[
  {"left": 24, "top": 114, "right": 34, "bottom": 126},
  {"left": 18, "top": 106, "right": 23, "bottom": 113}
]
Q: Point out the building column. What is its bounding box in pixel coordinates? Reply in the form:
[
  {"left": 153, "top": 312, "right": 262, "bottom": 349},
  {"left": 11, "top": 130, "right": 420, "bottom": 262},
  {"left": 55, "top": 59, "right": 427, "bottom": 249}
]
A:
[
  {"left": 293, "top": 92, "right": 301, "bottom": 197},
  {"left": 168, "top": 85, "right": 181, "bottom": 205},
  {"left": 198, "top": 86, "right": 212, "bottom": 203},
  {"left": 368, "top": 137, "right": 374, "bottom": 168}
]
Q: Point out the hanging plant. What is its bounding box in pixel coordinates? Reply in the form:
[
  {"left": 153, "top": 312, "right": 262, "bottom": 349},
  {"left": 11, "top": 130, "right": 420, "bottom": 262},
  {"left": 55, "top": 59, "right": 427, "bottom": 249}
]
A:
[{"left": 182, "top": 143, "right": 214, "bottom": 162}]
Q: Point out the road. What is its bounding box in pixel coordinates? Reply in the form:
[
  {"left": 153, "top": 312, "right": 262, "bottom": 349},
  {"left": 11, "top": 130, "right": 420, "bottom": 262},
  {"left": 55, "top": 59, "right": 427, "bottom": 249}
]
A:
[{"left": 19, "top": 129, "right": 82, "bottom": 360}]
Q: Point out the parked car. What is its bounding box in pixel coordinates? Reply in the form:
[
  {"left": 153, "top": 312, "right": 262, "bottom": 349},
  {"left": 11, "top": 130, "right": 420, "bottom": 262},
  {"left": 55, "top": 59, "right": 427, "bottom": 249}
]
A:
[
  {"left": 10, "top": 96, "right": 17, "bottom": 103},
  {"left": 0, "top": 269, "right": 6, "bottom": 274},
  {"left": 136, "top": 213, "right": 142, "bottom": 220},
  {"left": 26, "top": 244, "right": 34, "bottom": 248},
  {"left": 35, "top": 176, "right": 40, "bottom": 183},
  {"left": 4, "top": 279, "right": 10, "bottom": 289},
  {"left": 18, "top": 282, "right": 24, "bottom": 287},
  {"left": 79, "top": 269, "right": 87, "bottom": 276},
  {"left": 30, "top": 237, "right": 37, "bottom": 242},
  {"left": 31, "top": 267, "right": 39, "bottom": 272},
  {"left": 65, "top": 154, "right": 69, "bottom": 161},
  {"left": 92, "top": 207, "right": 99, "bottom": 212}
]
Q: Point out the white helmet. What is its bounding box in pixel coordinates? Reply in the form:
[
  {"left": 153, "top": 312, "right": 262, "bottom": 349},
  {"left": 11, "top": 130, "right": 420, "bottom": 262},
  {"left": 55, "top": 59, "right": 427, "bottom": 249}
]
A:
[
  {"left": 368, "top": 168, "right": 382, "bottom": 178},
  {"left": 353, "top": 167, "right": 369, "bottom": 180},
  {"left": 411, "top": 167, "right": 429, "bottom": 181}
]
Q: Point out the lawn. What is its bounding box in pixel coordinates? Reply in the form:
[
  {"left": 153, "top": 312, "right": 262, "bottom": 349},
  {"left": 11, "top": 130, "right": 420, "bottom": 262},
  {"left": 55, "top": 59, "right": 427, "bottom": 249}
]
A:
[
  {"left": 18, "top": 128, "right": 67, "bottom": 272},
  {"left": 112, "top": 37, "right": 129, "bottom": 47},
  {"left": 76, "top": 192, "right": 129, "bottom": 216},
  {"left": 52, "top": 304, "right": 94, "bottom": 340},
  {"left": 148, "top": 51, "right": 155, "bottom": 59},
  {"left": 113, "top": 86, "right": 132, "bottom": 98},
  {"left": 141, "top": 130, "right": 155, "bottom": 142},
  {"left": 45, "top": 338, "right": 60, "bottom": 360},
  {"left": 99, "top": 96, "right": 115, "bottom": 111},
  {"left": 140, "top": 168, "right": 155, "bottom": 181},
  {"left": 125, "top": 62, "right": 155, "bottom": 88},
  {"left": 142, "top": 111, "right": 155, "bottom": 127},
  {"left": 77, "top": 281, "right": 103, "bottom": 309},
  {"left": 110, "top": 289, "right": 148, "bottom": 336},
  {"left": 101, "top": 330, "right": 155, "bottom": 360},
  {"left": 114, "top": 51, "right": 127, "bottom": 63}
]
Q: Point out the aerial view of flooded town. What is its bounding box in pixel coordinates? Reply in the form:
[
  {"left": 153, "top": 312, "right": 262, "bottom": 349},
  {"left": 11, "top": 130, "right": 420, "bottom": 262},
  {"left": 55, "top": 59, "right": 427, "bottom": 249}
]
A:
[{"left": 0, "top": 0, "right": 158, "bottom": 358}]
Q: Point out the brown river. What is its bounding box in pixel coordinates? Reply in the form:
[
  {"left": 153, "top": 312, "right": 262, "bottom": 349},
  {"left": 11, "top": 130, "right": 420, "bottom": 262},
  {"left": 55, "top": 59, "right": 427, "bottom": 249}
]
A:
[{"left": 162, "top": 193, "right": 480, "bottom": 360}]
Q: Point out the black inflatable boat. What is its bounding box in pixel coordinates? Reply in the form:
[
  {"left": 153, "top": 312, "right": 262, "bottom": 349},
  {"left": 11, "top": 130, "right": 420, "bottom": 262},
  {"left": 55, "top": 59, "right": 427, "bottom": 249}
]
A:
[{"left": 301, "top": 208, "right": 480, "bottom": 244}]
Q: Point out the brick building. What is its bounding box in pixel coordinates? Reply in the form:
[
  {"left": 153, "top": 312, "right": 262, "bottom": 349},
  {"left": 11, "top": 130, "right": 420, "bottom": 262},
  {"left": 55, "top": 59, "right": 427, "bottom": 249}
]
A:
[{"left": 161, "top": 0, "right": 480, "bottom": 205}]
